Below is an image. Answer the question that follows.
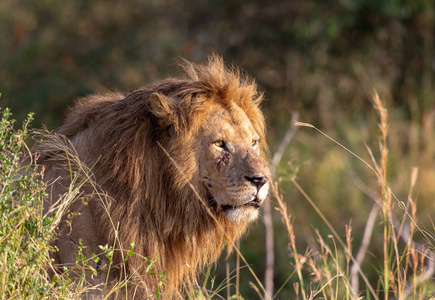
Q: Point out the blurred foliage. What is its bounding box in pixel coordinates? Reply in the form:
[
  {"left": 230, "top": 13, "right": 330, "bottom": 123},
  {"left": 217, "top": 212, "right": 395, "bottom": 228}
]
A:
[
  {"left": 1, "top": 0, "right": 435, "bottom": 298},
  {"left": 2, "top": 0, "right": 434, "bottom": 130}
]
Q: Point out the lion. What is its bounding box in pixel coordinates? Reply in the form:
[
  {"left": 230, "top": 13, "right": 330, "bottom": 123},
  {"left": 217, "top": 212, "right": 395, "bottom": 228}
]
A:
[{"left": 37, "top": 55, "right": 270, "bottom": 298}]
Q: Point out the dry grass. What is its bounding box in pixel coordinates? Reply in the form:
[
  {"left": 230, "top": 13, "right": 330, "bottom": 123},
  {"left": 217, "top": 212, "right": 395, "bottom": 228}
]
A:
[
  {"left": 249, "top": 92, "right": 434, "bottom": 299},
  {"left": 217, "top": 92, "right": 434, "bottom": 299},
  {"left": 2, "top": 90, "right": 435, "bottom": 299}
]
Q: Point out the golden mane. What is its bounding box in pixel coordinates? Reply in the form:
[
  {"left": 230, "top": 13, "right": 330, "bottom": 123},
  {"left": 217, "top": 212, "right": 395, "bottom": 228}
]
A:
[{"left": 39, "top": 55, "right": 267, "bottom": 297}]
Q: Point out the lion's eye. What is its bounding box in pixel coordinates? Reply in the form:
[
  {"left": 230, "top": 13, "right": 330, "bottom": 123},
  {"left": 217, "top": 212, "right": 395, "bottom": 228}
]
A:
[
  {"left": 252, "top": 139, "right": 259, "bottom": 147},
  {"left": 213, "top": 140, "right": 226, "bottom": 148}
]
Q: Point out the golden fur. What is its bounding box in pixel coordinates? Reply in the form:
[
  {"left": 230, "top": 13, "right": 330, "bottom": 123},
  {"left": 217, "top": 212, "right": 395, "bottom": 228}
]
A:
[{"left": 37, "top": 55, "right": 270, "bottom": 298}]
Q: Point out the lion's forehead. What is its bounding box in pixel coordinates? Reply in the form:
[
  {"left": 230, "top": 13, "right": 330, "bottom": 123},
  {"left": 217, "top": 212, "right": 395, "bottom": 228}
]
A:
[{"left": 205, "top": 103, "right": 257, "bottom": 140}]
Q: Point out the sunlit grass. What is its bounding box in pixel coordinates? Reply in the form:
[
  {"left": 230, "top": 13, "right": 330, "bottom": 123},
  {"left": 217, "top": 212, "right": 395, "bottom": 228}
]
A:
[
  {"left": 258, "top": 92, "right": 435, "bottom": 299},
  {"left": 0, "top": 108, "right": 82, "bottom": 299},
  {"left": 1, "top": 91, "right": 434, "bottom": 299},
  {"left": 216, "top": 92, "right": 434, "bottom": 299}
]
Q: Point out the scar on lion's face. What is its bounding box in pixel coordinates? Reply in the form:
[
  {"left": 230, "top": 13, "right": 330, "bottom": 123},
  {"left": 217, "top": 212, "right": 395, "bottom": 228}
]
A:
[{"left": 217, "top": 153, "right": 230, "bottom": 171}]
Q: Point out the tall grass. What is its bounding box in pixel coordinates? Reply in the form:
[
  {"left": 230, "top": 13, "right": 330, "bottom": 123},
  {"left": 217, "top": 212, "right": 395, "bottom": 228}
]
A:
[
  {"left": 217, "top": 93, "right": 434, "bottom": 299},
  {"left": 0, "top": 108, "right": 84, "bottom": 299},
  {"left": 255, "top": 93, "right": 434, "bottom": 299},
  {"left": 1, "top": 91, "right": 434, "bottom": 299}
]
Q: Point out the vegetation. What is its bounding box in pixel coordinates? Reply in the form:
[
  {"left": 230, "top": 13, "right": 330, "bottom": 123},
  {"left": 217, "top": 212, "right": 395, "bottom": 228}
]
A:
[
  {"left": 1, "top": 98, "right": 434, "bottom": 298},
  {"left": 0, "top": 107, "right": 82, "bottom": 299},
  {"left": 1, "top": 0, "right": 435, "bottom": 298}
]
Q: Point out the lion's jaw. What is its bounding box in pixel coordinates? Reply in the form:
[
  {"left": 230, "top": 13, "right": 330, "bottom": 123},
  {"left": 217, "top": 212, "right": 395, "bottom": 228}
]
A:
[{"left": 198, "top": 102, "right": 270, "bottom": 223}]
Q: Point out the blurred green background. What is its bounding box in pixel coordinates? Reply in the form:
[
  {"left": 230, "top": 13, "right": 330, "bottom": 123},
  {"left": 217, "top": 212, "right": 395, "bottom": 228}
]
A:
[{"left": 2, "top": 0, "right": 435, "bottom": 298}]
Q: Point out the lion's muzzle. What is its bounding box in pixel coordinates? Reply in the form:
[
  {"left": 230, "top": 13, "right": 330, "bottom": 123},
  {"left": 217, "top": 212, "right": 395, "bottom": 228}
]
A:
[{"left": 245, "top": 175, "right": 267, "bottom": 190}]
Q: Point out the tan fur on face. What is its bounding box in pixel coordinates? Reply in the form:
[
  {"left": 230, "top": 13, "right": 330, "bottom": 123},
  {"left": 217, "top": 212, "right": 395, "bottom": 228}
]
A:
[{"left": 37, "top": 55, "right": 270, "bottom": 298}]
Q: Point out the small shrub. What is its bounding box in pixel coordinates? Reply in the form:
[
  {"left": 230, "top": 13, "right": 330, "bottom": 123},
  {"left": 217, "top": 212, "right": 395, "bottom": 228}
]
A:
[{"left": 0, "top": 107, "right": 80, "bottom": 299}]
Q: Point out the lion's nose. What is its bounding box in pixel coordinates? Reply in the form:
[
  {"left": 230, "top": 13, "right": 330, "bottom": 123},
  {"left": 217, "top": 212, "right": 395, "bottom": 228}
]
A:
[{"left": 245, "top": 175, "right": 268, "bottom": 189}]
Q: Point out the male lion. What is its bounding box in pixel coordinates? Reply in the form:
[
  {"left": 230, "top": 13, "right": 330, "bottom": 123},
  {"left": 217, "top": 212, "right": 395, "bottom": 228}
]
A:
[{"left": 38, "top": 55, "right": 270, "bottom": 298}]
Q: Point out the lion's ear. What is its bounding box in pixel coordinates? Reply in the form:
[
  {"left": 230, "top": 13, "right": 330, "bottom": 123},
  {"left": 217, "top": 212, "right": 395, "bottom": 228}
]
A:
[{"left": 149, "top": 92, "right": 181, "bottom": 130}]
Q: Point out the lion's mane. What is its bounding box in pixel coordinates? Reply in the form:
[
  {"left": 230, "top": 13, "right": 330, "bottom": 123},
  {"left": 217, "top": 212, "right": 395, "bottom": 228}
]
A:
[{"left": 39, "top": 56, "right": 267, "bottom": 297}]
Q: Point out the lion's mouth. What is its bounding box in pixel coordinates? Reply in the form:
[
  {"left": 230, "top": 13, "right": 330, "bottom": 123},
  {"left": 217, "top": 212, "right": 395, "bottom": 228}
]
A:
[
  {"left": 203, "top": 177, "right": 264, "bottom": 212},
  {"left": 221, "top": 196, "right": 261, "bottom": 211}
]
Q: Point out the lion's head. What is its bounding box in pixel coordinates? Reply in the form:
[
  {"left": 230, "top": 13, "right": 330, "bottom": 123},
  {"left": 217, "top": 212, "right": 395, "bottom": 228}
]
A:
[
  {"left": 148, "top": 90, "right": 270, "bottom": 225},
  {"left": 40, "top": 55, "right": 269, "bottom": 298},
  {"left": 196, "top": 101, "right": 270, "bottom": 223}
]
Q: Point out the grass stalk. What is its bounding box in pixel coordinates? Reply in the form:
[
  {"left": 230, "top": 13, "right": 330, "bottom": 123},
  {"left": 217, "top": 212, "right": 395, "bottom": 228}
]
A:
[
  {"left": 271, "top": 182, "right": 306, "bottom": 299},
  {"left": 372, "top": 92, "right": 391, "bottom": 300}
]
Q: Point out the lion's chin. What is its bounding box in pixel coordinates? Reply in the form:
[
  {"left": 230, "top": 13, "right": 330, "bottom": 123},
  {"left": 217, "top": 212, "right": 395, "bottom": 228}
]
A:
[{"left": 224, "top": 206, "right": 259, "bottom": 223}]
